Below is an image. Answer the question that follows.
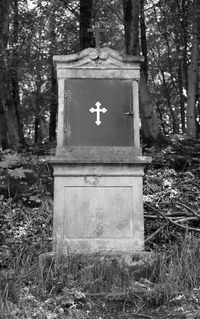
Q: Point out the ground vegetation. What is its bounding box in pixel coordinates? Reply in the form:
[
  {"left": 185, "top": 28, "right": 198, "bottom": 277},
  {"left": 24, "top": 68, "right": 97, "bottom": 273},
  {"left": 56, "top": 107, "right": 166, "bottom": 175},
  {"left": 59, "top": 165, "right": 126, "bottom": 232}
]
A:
[{"left": 1, "top": 139, "right": 200, "bottom": 318}]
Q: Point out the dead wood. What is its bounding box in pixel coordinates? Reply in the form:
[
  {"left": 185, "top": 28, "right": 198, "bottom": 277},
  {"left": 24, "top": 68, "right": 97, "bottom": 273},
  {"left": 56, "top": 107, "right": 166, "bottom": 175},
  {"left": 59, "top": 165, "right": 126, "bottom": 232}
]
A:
[
  {"left": 176, "top": 201, "right": 200, "bottom": 218},
  {"left": 144, "top": 202, "right": 200, "bottom": 233},
  {"left": 145, "top": 225, "right": 166, "bottom": 243}
]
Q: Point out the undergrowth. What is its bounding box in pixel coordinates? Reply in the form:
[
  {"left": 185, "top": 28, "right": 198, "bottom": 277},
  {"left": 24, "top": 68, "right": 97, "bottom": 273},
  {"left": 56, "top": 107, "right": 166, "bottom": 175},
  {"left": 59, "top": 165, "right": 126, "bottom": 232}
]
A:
[{"left": 1, "top": 140, "right": 200, "bottom": 318}]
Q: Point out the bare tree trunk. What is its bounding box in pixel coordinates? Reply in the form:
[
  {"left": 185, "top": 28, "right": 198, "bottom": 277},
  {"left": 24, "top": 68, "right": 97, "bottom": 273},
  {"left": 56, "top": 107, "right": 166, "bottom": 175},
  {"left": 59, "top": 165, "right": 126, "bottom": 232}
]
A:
[
  {"left": 79, "top": 0, "right": 93, "bottom": 50},
  {"left": 181, "top": 0, "right": 189, "bottom": 92},
  {"left": 11, "top": 0, "right": 25, "bottom": 145},
  {"left": 174, "top": 0, "right": 190, "bottom": 132},
  {"left": 160, "top": 68, "right": 179, "bottom": 134},
  {"left": 34, "top": 114, "right": 39, "bottom": 144},
  {"left": 0, "top": 102, "right": 8, "bottom": 149},
  {"left": 186, "top": 0, "right": 200, "bottom": 137},
  {"left": 177, "top": 60, "right": 186, "bottom": 132},
  {"left": 123, "top": 0, "right": 140, "bottom": 55},
  {"left": 140, "top": 0, "right": 148, "bottom": 81},
  {"left": 123, "top": 0, "right": 161, "bottom": 144},
  {"left": 49, "top": 65, "right": 57, "bottom": 142},
  {"left": 0, "top": 0, "right": 19, "bottom": 148},
  {"left": 49, "top": 4, "right": 57, "bottom": 142},
  {"left": 139, "top": 73, "right": 161, "bottom": 141}
]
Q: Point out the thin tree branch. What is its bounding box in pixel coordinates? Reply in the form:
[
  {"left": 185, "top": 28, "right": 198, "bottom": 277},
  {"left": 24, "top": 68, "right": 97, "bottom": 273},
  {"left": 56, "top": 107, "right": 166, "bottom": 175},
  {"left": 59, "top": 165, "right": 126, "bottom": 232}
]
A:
[
  {"left": 176, "top": 201, "right": 200, "bottom": 218},
  {"left": 145, "top": 225, "right": 166, "bottom": 243}
]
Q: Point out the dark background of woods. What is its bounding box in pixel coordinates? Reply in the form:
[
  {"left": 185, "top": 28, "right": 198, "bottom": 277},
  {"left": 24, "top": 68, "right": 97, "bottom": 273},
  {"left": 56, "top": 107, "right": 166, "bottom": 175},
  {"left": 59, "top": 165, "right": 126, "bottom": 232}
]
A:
[{"left": 0, "top": 0, "right": 200, "bottom": 149}]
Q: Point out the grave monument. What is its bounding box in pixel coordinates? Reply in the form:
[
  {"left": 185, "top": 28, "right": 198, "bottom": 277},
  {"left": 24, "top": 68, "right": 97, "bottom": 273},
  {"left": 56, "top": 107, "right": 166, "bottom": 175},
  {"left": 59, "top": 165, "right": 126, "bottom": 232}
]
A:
[{"left": 48, "top": 25, "right": 152, "bottom": 254}]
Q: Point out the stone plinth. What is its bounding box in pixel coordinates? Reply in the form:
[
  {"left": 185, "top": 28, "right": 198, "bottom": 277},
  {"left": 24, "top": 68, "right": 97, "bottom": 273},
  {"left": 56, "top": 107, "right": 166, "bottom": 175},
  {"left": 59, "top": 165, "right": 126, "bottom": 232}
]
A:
[
  {"left": 48, "top": 153, "right": 151, "bottom": 254},
  {"left": 49, "top": 47, "right": 152, "bottom": 255}
]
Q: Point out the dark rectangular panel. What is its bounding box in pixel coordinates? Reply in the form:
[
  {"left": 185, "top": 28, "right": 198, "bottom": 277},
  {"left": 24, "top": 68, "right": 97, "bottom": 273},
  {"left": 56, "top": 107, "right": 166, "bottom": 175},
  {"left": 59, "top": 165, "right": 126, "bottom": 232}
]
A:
[{"left": 64, "top": 79, "right": 133, "bottom": 146}]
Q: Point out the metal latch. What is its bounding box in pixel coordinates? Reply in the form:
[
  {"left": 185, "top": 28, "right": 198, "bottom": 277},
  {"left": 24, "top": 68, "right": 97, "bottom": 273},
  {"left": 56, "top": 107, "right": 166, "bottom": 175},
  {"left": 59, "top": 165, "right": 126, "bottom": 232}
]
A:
[{"left": 124, "top": 112, "right": 134, "bottom": 116}]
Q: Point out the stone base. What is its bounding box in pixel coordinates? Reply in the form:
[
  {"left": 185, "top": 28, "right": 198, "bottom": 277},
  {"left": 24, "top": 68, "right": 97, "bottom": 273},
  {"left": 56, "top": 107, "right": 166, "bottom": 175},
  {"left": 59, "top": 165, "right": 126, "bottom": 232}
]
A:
[
  {"left": 49, "top": 161, "right": 150, "bottom": 254},
  {"left": 39, "top": 251, "right": 160, "bottom": 284}
]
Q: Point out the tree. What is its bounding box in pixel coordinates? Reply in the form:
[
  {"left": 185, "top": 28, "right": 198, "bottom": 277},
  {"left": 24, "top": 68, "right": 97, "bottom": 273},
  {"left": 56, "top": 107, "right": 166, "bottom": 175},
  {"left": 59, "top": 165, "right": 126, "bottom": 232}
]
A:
[
  {"left": 80, "top": 0, "right": 93, "bottom": 50},
  {"left": 0, "top": 0, "right": 20, "bottom": 148},
  {"left": 49, "top": 1, "right": 58, "bottom": 142},
  {"left": 11, "top": 0, "right": 26, "bottom": 145},
  {"left": 123, "top": 0, "right": 161, "bottom": 144},
  {"left": 146, "top": 0, "right": 192, "bottom": 135},
  {"left": 186, "top": 0, "right": 200, "bottom": 137}
]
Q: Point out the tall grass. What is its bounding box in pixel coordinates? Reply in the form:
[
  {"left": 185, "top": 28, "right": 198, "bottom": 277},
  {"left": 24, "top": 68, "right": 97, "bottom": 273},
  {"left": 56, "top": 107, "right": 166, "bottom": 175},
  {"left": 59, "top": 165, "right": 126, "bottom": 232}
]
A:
[
  {"left": 1, "top": 233, "right": 200, "bottom": 317},
  {"left": 153, "top": 233, "right": 200, "bottom": 303}
]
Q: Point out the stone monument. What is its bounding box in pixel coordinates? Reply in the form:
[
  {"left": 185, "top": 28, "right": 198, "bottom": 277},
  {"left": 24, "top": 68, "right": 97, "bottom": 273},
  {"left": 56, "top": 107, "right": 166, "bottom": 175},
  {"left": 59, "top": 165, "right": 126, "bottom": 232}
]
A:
[{"left": 48, "top": 25, "right": 151, "bottom": 254}]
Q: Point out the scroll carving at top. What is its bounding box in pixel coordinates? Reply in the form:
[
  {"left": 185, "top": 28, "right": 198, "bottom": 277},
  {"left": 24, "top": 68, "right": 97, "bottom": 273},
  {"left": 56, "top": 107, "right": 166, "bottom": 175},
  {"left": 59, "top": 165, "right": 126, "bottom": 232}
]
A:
[
  {"left": 89, "top": 49, "right": 108, "bottom": 60},
  {"left": 53, "top": 47, "right": 144, "bottom": 69}
]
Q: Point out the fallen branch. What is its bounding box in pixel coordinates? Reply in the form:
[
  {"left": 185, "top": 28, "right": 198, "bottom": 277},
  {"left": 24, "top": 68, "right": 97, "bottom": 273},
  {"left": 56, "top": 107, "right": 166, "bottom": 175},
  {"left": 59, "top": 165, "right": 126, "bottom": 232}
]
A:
[
  {"left": 145, "top": 225, "right": 166, "bottom": 243},
  {"left": 174, "top": 216, "right": 199, "bottom": 223},
  {"left": 144, "top": 202, "right": 169, "bottom": 223},
  {"left": 131, "top": 314, "right": 152, "bottom": 319},
  {"left": 167, "top": 218, "right": 200, "bottom": 232},
  {"left": 144, "top": 202, "right": 200, "bottom": 232},
  {"left": 144, "top": 214, "right": 159, "bottom": 219},
  {"left": 176, "top": 201, "right": 200, "bottom": 218}
]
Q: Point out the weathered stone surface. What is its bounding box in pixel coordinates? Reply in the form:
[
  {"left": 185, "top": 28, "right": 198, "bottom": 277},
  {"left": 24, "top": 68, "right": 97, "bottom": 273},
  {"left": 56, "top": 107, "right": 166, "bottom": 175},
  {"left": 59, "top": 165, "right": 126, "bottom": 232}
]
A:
[
  {"left": 52, "top": 163, "right": 146, "bottom": 254},
  {"left": 48, "top": 147, "right": 152, "bottom": 163},
  {"left": 53, "top": 47, "right": 144, "bottom": 69}
]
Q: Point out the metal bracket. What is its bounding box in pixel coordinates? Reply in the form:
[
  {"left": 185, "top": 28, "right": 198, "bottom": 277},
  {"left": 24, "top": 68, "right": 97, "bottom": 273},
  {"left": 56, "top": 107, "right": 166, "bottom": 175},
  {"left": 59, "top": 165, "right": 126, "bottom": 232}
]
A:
[{"left": 124, "top": 112, "right": 134, "bottom": 117}]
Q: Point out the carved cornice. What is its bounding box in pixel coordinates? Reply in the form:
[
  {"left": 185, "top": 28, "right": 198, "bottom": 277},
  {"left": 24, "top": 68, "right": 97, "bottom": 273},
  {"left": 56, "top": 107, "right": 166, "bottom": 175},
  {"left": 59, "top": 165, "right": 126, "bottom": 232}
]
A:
[{"left": 53, "top": 47, "right": 144, "bottom": 69}]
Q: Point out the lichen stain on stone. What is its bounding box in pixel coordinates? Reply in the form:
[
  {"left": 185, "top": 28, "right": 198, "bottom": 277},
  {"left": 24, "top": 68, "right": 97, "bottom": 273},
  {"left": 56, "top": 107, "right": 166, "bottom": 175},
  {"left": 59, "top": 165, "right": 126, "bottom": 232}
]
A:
[
  {"left": 84, "top": 176, "right": 100, "bottom": 186},
  {"left": 93, "top": 209, "right": 104, "bottom": 237}
]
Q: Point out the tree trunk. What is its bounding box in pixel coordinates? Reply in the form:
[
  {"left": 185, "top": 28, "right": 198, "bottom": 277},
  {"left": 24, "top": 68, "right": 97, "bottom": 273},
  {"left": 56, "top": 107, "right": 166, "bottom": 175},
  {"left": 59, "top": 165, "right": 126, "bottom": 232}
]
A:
[
  {"left": 139, "top": 73, "right": 161, "bottom": 142},
  {"left": 160, "top": 68, "right": 179, "bottom": 134},
  {"left": 180, "top": 0, "right": 189, "bottom": 92},
  {"left": 186, "top": 0, "right": 200, "bottom": 138},
  {"left": 0, "top": 102, "right": 8, "bottom": 149},
  {"left": 177, "top": 60, "right": 186, "bottom": 132},
  {"left": 49, "top": 66, "right": 57, "bottom": 142},
  {"left": 122, "top": 0, "right": 161, "bottom": 144},
  {"left": 0, "top": 0, "right": 20, "bottom": 148},
  {"left": 34, "top": 115, "right": 39, "bottom": 144},
  {"left": 123, "top": 0, "right": 140, "bottom": 55},
  {"left": 32, "top": 93, "right": 40, "bottom": 145},
  {"left": 49, "top": 5, "right": 58, "bottom": 142},
  {"left": 140, "top": 0, "right": 148, "bottom": 81},
  {"left": 11, "top": 0, "right": 25, "bottom": 145},
  {"left": 79, "top": 0, "right": 93, "bottom": 50}
]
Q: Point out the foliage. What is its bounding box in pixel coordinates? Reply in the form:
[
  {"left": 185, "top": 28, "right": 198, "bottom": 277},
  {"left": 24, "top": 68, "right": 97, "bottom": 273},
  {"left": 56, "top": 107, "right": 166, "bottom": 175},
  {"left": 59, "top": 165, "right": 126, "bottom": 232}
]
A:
[{"left": 1, "top": 0, "right": 199, "bottom": 146}]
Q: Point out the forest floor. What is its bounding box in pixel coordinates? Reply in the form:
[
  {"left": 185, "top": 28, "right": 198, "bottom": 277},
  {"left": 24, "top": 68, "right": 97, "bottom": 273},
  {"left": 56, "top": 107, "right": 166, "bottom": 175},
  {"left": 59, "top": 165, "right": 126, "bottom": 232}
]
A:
[{"left": 1, "top": 136, "right": 200, "bottom": 318}]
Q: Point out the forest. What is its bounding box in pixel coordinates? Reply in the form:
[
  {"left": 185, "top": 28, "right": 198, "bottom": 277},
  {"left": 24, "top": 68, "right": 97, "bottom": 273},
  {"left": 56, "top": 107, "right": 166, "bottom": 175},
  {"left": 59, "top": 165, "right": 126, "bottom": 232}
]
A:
[
  {"left": 0, "top": 0, "right": 199, "bottom": 148},
  {"left": 1, "top": 0, "right": 200, "bottom": 318}
]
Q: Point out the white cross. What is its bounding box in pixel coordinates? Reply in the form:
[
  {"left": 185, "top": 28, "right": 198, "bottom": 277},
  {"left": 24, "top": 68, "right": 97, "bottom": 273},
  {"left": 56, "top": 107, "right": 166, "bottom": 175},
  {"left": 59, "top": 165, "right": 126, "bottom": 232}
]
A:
[{"left": 89, "top": 101, "right": 107, "bottom": 126}]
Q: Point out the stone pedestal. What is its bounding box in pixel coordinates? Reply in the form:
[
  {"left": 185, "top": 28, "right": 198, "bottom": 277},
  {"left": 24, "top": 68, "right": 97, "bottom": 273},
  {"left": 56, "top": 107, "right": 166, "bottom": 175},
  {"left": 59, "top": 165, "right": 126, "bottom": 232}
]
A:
[{"left": 49, "top": 148, "right": 151, "bottom": 254}]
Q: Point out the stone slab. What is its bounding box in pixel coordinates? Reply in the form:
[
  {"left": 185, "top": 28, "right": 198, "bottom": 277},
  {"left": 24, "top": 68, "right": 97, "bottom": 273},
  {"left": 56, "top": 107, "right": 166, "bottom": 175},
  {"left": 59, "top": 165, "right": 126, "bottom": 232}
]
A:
[
  {"left": 51, "top": 163, "right": 147, "bottom": 254},
  {"left": 48, "top": 147, "right": 152, "bottom": 164},
  {"left": 65, "top": 186, "right": 132, "bottom": 238}
]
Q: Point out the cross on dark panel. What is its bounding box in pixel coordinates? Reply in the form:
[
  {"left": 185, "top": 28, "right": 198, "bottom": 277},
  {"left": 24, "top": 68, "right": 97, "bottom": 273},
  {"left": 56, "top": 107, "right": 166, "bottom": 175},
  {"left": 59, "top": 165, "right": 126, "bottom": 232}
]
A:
[{"left": 64, "top": 79, "right": 134, "bottom": 146}]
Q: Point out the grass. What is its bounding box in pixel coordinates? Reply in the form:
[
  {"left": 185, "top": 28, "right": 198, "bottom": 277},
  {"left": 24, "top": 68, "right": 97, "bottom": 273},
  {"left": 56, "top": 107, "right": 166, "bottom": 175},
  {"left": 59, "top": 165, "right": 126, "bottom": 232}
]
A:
[
  {"left": 157, "top": 233, "right": 200, "bottom": 300},
  {"left": 2, "top": 233, "right": 200, "bottom": 318}
]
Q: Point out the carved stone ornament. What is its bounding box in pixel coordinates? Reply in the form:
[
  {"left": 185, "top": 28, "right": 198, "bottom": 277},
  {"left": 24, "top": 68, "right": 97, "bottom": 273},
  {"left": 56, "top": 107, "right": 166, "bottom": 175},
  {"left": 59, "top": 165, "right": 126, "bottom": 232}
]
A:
[
  {"left": 89, "top": 48, "right": 108, "bottom": 60},
  {"left": 53, "top": 47, "right": 144, "bottom": 69}
]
